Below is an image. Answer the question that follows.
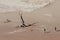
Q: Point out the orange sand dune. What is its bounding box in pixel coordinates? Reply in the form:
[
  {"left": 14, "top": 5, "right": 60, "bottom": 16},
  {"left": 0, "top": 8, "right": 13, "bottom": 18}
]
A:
[{"left": 0, "top": 0, "right": 60, "bottom": 40}]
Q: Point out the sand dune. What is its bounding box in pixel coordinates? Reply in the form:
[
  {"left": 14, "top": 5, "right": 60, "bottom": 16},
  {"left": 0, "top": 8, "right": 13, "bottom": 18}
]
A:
[{"left": 0, "top": 0, "right": 60, "bottom": 40}]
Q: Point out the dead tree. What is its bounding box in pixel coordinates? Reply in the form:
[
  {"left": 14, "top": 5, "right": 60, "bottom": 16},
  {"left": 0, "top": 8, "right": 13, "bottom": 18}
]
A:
[
  {"left": 54, "top": 26, "right": 60, "bottom": 32},
  {"left": 16, "top": 12, "right": 37, "bottom": 28},
  {"left": 43, "top": 28, "right": 50, "bottom": 33},
  {"left": 55, "top": 27, "right": 57, "bottom": 31},
  {"left": 20, "top": 13, "right": 36, "bottom": 27},
  {"left": 20, "top": 13, "right": 27, "bottom": 27},
  {"left": 44, "top": 28, "right": 46, "bottom": 32}
]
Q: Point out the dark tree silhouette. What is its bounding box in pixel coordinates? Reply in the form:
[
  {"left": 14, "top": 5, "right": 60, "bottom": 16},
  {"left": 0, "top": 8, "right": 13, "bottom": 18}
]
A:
[
  {"left": 17, "top": 12, "right": 37, "bottom": 28},
  {"left": 55, "top": 27, "right": 57, "bottom": 31},
  {"left": 43, "top": 28, "right": 50, "bottom": 33},
  {"left": 54, "top": 26, "right": 60, "bottom": 32}
]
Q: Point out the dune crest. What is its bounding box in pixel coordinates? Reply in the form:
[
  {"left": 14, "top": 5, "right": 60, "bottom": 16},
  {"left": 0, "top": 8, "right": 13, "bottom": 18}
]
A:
[{"left": 0, "top": 0, "right": 54, "bottom": 12}]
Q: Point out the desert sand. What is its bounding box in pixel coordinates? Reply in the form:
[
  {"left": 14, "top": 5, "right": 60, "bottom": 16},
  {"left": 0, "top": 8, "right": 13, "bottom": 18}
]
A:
[{"left": 0, "top": 0, "right": 60, "bottom": 40}]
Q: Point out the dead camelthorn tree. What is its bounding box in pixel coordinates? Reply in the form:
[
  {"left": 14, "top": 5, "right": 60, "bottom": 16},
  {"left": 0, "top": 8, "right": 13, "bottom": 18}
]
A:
[
  {"left": 20, "top": 13, "right": 27, "bottom": 27},
  {"left": 43, "top": 28, "right": 50, "bottom": 33},
  {"left": 55, "top": 27, "right": 57, "bottom": 31},
  {"left": 44, "top": 28, "right": 46, "bottom": 32},
  {"left": 54, "top": 26, "right": 60, "bottom": 32},
  {"left": 16, "top": 12, "right": 37, "bottom": 28}
]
